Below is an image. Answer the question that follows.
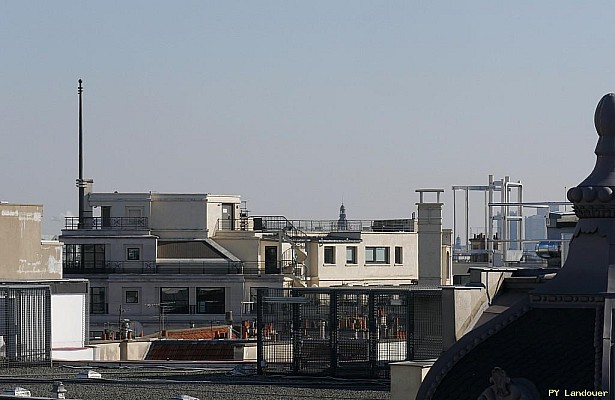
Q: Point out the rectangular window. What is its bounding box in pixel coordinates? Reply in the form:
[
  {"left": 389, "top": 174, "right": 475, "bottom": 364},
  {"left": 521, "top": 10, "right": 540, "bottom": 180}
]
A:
[
  {"left": 196, "top": 288, "right": 225, "bottom": 314},
  {"left": 324, "top": 246, "right": 336, "bottom": 264},
  {"left": 365, "top": 247, "right": 390, "bottom": 264},
  {"left": 64, "top": 244, "right": 106, "bottom": 272},
  {"left": 346, "top": 246, "right": 357, "bottom": 264},
  {"left": 90, "top": 287, "right": 106, "bottom": 314},
  {"left": 127, "top": 247, "right": 140, "bottom": 261},
  {"left": 160, "top": 287, "right": 189, "bottom": 314},
  {"left": 395, "top": 246, "right": 403, "bottom": 264},
  {"left": 125, "top": 290, "right": 139, "bottom": 304}
]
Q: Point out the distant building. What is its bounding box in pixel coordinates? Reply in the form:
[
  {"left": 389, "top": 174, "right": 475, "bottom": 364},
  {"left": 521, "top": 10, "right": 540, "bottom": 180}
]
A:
[
  {"left": 0, "top": 203, "right": 62, "bottom": 280},
  {"left": 60, "top": 190, "right": 453, "bottom": 337},
  {"left": 0, "top": 203, "right": 89, "bottom": 364},
  {"left": 60, "top": 192, "right": 285, "bottom": 337},
  {"left": 337, "top": 203, "right": 348, "bottom": 231},
  {"left": 416, "top": 92, "right": 615, "bottom": 400}
]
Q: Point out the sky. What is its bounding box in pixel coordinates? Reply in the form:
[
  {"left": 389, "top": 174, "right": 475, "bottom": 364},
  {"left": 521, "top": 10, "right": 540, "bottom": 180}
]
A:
[{"left": 1, "top": 1, "right": 614, "bottom": 237}]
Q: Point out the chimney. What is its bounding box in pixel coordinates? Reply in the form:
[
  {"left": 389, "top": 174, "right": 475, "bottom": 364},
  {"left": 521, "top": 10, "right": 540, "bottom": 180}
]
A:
[{"left": 416, "top": 189, "right": 445, "bottom": 286}]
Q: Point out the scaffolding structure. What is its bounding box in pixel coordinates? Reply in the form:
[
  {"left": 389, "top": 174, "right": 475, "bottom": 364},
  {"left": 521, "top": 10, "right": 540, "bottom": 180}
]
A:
[{"left": 453, "top": 175, "right": 571, "bottom": 266}]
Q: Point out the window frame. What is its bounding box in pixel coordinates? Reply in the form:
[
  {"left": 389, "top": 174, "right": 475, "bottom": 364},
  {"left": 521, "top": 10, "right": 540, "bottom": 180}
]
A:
[
  {"left": 126, "top": 247, "right": 141, "bottom": 261},
  {"left": 125, "top": 289, "right": 139, "bottom": 304},
  {"left": 346, "top": 246, "right": 357, "bottom": 265},
  {"left": 365, "top": 246, "right": 390, "bottom": 264},
  {"left": 394, "top": 246, "right": 403, "bottom": 264},
  {"left": 196, "top": 287, "right": 226, "bottom": 314},
  {"left": 160, "top": 287, "right": 189, "bottom": 314},
  {"left": 90, "top": 287, "right": 107, "bottom": 314},
  {"left": 324, "top": 246, "right": 336, "bottom": 264}
]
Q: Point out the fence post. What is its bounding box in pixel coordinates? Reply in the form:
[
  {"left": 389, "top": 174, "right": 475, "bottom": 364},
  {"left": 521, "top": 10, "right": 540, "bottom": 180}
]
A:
[
  {"left": 407, "top": 291, "right": 414, "bottom": 361},
  {"left": 292, "top": 291, "right": 301, "bottom": 374},
  {"left": 368, "top": 291, "right": 377, "bottom": 378},
  {"left": 256, "top": 288, "right": 264, "bottom": 375},
  {"left": 329, "top": 290, "right": 337, "bottom": 377}
]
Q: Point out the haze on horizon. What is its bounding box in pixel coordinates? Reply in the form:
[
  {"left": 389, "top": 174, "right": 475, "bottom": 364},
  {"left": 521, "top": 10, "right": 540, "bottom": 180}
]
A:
[{"left": 1, "top": 1, "right": 612, "bottom": 236}]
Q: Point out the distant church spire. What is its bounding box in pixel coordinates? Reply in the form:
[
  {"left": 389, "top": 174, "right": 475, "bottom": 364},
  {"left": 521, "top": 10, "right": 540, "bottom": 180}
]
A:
[{"left": 337, "top": 203, "right": 348, "bottom": 230}]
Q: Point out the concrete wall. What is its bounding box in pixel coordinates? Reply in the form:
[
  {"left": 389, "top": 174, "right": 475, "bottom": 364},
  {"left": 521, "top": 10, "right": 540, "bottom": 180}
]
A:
[
  {"left": 307, "top": 232, "right": 418, "bottom": 287},
  {"left": 206, "top": 195, "right": 241, "bottom": 236},
  {"left": 88, "top": 193, "right": 152, "bottom": 219},
  {"left": 51, "top": 294, "right": 87, "bottom": 349},
  {"left": 417, "top": 202, "right": 443, "bottom": 286},
  {"left": 90, "top": 341, "right": 151, "bottom": 361},
  {"left": 87, "top": 192, "right": 241, "bottom": 239},
  {"left": 390, "top": 361, "right": 434, "bottom": 400},
  {"left": 0, "top": 204, "right": 62, "bottom": 280},
  {"left": 151, "top": 194, "right": 208, "bottom": 239},
  {"left": 52, "top": 347, "right": 95, "bottom": 361},
  {"left": 213, "top": 231, "right": 262, "bottom": 265},
  {"left": 441, "top": 286, "right": 488, "bottom": 350}
]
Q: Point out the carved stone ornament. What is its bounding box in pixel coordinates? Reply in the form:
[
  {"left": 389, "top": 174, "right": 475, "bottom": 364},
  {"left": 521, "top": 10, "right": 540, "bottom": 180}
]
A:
[
  {"left": 477, "top": 367, "right": 540, "bottom": 400},
  {"left": 567, "top": 93, "right": 615, "bottom": 218}
]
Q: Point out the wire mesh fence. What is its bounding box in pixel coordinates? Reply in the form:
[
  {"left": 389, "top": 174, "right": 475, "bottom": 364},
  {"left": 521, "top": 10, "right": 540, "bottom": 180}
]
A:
[{"left": 257, "top": 287, "right": 442, "bottom": 379}]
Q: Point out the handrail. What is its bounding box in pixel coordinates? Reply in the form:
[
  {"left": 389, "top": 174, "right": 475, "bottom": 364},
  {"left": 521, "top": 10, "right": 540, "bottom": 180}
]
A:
[
  {"left": 215, "top": 216, "right": 415, "bottom": 233},
  {"left": 62, "top": 259, "right": 300, "bottom": 276},
  {"left": 64, "top": 216, "right": 149, "bottom": 230}
]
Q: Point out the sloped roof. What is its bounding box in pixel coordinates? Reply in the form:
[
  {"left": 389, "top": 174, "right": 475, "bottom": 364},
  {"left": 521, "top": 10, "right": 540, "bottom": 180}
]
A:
[{"left": 423, "top": 307, "right": 597, "bottom": 400}]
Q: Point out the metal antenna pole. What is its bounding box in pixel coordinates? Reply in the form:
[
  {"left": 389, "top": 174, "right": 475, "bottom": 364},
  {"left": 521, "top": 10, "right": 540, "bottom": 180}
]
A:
[{"left": 77, "top": 79, "right": 84, "bottom": 228}]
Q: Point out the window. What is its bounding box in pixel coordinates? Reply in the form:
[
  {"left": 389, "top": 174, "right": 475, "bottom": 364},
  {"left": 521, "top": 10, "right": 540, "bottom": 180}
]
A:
[
  {"left": 90, "top": 287, "right": 106, "bottom": 314},
  {"left": 395, "top": 247, "right": 403, "bottom": 264},
  {"left": 324, "top": 246, "right": 336, "bottom": 264},
  {"left": 196, "top": 288, "right": 225, "bottom": 314},
  {"left": 126, "top": 207, "right": 143, "bottom": 218},
  {"left": 160, "top": 287, "right": 189, "bottom": 314},
  {"left": 64, "top": 244, "right": 106, "bottom": 271},
  {"left": 125, "top": 290, "right": 139, "bottom": 304},
  {"left": 127, "top": 247, "right": 140, "bottom": 261},
  {"left": 365, "top": 247, "right": 390, "bottom": 264},
  {"left": 346, "top": 246, "right": 357, "bottom": 264}
]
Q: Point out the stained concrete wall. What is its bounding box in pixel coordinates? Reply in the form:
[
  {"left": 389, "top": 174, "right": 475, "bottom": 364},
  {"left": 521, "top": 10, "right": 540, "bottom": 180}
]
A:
[
  {"left": 0, "top": 204, "right": 62, "bottom": 280},
  {"left": 91, "top": 341, "right": 152, "bottom": 361}
]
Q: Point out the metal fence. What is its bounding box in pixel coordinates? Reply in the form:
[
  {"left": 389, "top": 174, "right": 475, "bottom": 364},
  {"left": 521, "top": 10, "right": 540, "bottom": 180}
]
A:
[
  {"left": 0, "top": 286, "right": 51, "bottom": 367},
  {"left": 257, "top": 287, "right": 442, "bottom": 379}
]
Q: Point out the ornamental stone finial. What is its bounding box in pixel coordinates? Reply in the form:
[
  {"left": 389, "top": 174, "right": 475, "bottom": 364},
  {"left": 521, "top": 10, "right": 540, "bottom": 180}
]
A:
[{"left": 567, "top": 93, "right": 615, "bottom": 217}]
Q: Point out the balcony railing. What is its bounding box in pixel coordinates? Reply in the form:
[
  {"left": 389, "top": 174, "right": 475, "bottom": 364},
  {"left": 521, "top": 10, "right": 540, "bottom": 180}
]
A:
[
  {"left": 64, "top": 216, "right": 149, "bottom": 230},
  {"left": 216, "top": 216, "right": 415, "bottom": 233},
  {"left": 62, "top": 260, "right": 297, "bottom": 276}
]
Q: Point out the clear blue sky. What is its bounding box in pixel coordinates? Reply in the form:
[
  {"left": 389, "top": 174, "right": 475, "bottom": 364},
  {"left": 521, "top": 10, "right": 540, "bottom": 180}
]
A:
[{"left": 1, "top": 1, "right": 613, "bottom": 236}]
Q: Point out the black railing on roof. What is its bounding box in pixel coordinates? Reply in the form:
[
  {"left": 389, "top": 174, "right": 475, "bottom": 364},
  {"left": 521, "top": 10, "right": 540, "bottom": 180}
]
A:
[
  {"left": 256, "top": 287, "right": 442, "bottom": 379},
  {"left": 216, "top": 217, "right": 415, "bottom": 233},
  {"left": 64, "top": 216, "right": 149, "bottom": 230},
  {"left": 62, "top": 260, "right": 297, "bottom": 276}
]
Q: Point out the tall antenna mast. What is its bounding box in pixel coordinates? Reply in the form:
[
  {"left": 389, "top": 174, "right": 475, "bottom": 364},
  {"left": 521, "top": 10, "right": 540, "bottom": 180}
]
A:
[{"left": 77, "top": 79, "right": 84, "bottom": 228}]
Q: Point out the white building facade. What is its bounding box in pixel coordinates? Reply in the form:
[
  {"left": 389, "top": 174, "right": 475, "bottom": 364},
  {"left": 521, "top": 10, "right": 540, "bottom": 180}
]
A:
[
  {"left": 60, "top": 192, "right": 286, "bottom": 337},
  {"left": 60, "top": 190, "right": 451, "bottom": 338}
]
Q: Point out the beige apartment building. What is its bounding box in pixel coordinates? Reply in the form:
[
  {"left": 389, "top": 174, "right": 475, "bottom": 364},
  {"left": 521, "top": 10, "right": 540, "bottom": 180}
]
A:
[{"left": 60, "top": 189, "right": 452, "bottom": 338}]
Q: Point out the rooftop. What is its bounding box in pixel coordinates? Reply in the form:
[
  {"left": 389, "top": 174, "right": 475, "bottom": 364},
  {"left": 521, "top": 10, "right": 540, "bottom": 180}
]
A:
[{"left": 0, "top": 365, "right": 389, "bottom": 400}]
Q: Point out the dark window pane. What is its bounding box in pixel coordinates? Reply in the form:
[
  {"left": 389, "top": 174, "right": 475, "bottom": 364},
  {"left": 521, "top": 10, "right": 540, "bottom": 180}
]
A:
[
  {"left": 125, "top": 290, "right": 139, "bottom": 304},
  {"left": 196, "top": 288, "right": 225, "bottom": 314},
  {"left": 161, "top": 287, "right": 189, "bottom": 314},
  {"left": 90, "top": 287, "right": 106, "bottom": 314}
]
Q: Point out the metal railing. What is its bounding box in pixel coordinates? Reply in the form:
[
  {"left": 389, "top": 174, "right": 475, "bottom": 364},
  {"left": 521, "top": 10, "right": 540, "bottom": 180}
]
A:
[
  {"left": 64, "top": 216, "right": 149, "bottom": 230},
  {"left": 0, "top": 286, "right": 52, "bottom": 367},
  {"left": 257, "top": 287, "right": 442, "bottom": 379},
  {"left": 216, "top": 216, "right": 415, "bottom": 234},
  {"left": 62, "top": 260, "right": 300, "bottom": 276}
]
